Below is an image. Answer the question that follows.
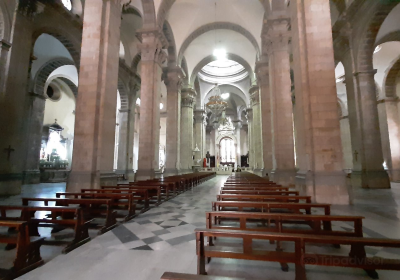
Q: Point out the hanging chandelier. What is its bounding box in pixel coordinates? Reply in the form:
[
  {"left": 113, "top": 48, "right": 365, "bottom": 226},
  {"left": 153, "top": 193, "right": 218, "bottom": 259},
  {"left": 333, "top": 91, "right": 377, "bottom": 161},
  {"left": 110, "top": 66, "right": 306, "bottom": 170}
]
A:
[{"left": 206, "top": 84, "right": 228, "bottom": 114}]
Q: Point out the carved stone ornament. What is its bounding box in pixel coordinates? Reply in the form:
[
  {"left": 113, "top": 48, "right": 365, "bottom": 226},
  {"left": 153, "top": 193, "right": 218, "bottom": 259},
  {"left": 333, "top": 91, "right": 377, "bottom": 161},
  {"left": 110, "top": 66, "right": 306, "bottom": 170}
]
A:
[
  {"left": 137, "top": 28, "right": 168, "bottom": 66},
  {"left": 181, "top": 87, "right": 196, "bottom": 108},
  {"left": 249, "top": 85, "right": 260, "bottom": 106}
]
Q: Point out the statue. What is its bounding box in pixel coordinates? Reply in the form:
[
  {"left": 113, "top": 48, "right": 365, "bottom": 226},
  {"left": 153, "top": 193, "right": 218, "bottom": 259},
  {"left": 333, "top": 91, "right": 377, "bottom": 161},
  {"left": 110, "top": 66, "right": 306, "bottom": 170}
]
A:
[{"left": 205, "top": 151, "right": 211, "bottom": 167}]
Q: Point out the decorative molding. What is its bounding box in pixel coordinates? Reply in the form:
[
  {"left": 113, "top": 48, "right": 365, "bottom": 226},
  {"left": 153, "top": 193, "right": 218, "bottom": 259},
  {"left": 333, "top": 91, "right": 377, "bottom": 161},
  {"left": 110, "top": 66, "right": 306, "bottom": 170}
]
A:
[
  {"left": 181, "top": 87, "right": 196, "bottom": 108},
  {"left": 249, "top": 85, "right": 260, "bottom": 106},
  {"left": 0, "top": 39, "right": 11, "bottom": 51},
  {"left": 137, "top": 28, "right": 168, "bottom": 66}
]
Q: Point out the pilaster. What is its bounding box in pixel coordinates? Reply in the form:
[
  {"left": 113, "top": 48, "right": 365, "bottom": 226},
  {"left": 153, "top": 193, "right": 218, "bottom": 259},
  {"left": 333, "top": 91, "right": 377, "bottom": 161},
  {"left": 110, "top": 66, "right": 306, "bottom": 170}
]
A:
[
  {"left": 265, "top": 17, "right": 296, "bottom": 186},
  {"left": 126, "top": 85, "right": 139, "bottom": 181},
  {"left": 180, "top": 87, "right": 196, "bottom": 173},
  {"left": 246, "top": 108, "right": 254, "bottom": 170},
  {"left": 164, "top": 66, "right": 184, "bottom": 176},
  {"left": 249, "top": 85, "right": 264, "bottom": 176},
  {"left": 67, "top": 0, "right": 123, "bottom": 191},
  {"left": 194, "top": 109, "right": 207, "bottom": 164},
  {"left": 135, "top": 28, "right": 167, "bottom": 180},
  {"left": 290, "top": 0, "right": 350, "bottom": 204},
  {"left": 0, "top": 9, "right": 34, "bottom": 195},
  {"left": 255, "top": 59, "right": 273, "bottom": 175}
]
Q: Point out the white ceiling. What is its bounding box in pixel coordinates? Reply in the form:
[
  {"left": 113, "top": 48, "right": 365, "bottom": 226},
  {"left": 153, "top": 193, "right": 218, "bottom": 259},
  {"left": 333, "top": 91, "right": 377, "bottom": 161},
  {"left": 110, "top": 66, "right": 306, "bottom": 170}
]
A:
[
  {"left": 184, "top": 29, "right": 257, "bottom": 79},
  {"left": 166, "top": 0, "right": 264, "bottom": 59}
]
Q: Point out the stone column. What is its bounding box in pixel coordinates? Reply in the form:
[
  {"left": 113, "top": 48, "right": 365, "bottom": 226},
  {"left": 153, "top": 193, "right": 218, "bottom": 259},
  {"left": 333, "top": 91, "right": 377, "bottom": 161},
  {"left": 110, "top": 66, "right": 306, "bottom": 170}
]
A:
[
  {"left": 67, "top": 0, "right": 122, "bottom": 191},
  {"left": 249, "top": 86, "right": 264, "bottom": 176},
  {"left": 23, "top": 93, "right": 46, "bottom": 184},
  {"left": 0, "top": 9, "right": 33, "bottom": 195},
  {"left": 290, "top": 0, "right": 350, "bottom": 204},
  {"left": 246, "top": 108, "right": 255, "bottom": 169},
  {"left": 256, "top": 59, "right": 273, "bottom": 176},
  {"left": 233, "top": 120, "right": 242, "bottom": 167},
  {"left": 180, "top": 87, "right": 196, "bottom": 173},
  {"left": 135, "top": 29, "right": 167, "bottom": 180},
  {"left": 0, "top": 39, "right": 12, "bottom": 93},
  {"left": 267, "top": 18, "right": 296, "bottom": 186},
  {"left": 378, "top": 97, "right": 400, "bottom": 181},
  {"left": 126, "top": 84, "right": 139, "bottom": 181},
  {"left": 164, "top": 67, "right": 184, "bottom": 176},
  {"left": 116, "top": 109, "right": 129, "bottom": 175},
  {"left": 194, "top": 109, "right": 206, "bottom": 163},
  {"left": 352, "top": 70, "right": 390, "bottom": 188}
]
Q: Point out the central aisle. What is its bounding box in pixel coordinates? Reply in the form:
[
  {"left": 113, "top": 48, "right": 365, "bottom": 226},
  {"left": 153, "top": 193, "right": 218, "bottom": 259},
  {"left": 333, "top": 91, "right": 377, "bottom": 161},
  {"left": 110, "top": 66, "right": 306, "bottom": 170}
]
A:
[{"left": 18, "top": 176, "right": 225, "bottom": 280}]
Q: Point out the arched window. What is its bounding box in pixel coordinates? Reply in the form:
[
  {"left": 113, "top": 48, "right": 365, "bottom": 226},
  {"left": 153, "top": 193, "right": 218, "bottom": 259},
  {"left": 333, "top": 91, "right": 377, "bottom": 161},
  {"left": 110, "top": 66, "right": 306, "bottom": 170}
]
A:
[
  {"left": 62, "top": 0, "right": 72, "bottom": 11},
  {"left": 220, "top": 137, "right": 235, "bottom": 163}
]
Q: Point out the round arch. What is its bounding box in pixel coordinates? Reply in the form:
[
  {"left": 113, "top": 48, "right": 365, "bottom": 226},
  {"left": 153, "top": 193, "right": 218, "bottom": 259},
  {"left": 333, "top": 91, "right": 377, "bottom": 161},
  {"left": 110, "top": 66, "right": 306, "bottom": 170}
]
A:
[
  {"left": 190, "top": 53, "right": 255, "bottom": 86},
  {"left": 178, "top": 22, "right": 260, "bottom": 65},
  {"left": 383, "top": 54, "right": 400, "bottom": 98},
  {"left": 32, "top": 29, "right": 81, "bottom": 67},
  {"left": 356, "top": 2, "right": 399, "bottom": 72},
  {"left": 118, "top": 78, "right": 130, "bottom": 111},
  {"left": 216, "top": 134, "right": 237, "bottom": 146},
  {"left": 33, "top": 57, "right": 75, "bottom": 96},
  {"left": 163, "top": 20, "right": 177, "bottom": 66},
  {"left": 141, "top": 0, "right": 157, "bottom": 28}
]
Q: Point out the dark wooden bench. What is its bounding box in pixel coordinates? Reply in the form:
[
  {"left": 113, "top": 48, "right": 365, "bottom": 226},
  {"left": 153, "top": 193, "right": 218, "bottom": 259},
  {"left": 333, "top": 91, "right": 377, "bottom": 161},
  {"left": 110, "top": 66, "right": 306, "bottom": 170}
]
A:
[
  {"left": 86, "top": 188, "right": 151, "bottom": 210},
  {"left": 113, "top": 184, "right": 162, "bottom": 203},
  {"left": 222, "top": 186, "right": 289, "bottom": 191},
  {"left": 22, "top": 197, "right": 118, "bottom": 234},
  {"left": 0, "top": 221, "right": 44, "bottom": 279},
  {"left": 56, "top": 192, "right": 136, "bottom": 221},
  {"left": 160, "top": 272, "right": 246, "bottom": 280},
  {"left": 206, "top": 211, "right": 364, "bottom": 237},
  {"left": 195, "top": 228, "right": 400, "bottom": 279},
  {"left": 128, "top": 181, "right": 176, "bottom": 198},
  {"left": 220, "top": 190, "right": 299, "bottom": 196},
  {"left": 217, "top": 194, "right": 312, "bottom": 203},
  {"left": 0, "top": 205, "right": 91, "bottom": 253},
  {"left": 212, "top": 201, "right": 331, "bottom": 215}
]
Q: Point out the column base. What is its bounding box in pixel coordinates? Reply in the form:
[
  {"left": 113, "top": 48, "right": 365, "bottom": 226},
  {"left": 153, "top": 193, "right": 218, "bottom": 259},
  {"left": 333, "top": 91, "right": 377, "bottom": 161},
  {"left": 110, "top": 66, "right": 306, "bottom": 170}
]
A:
[
  {"left": 126, "top": 170, "right": 136, "bottom": 182},
  {"left": 296, "top": 170, "right": 352, "bottom": 205},
  {"left": 136, "top": 169, "right": 156, "bottom": 181},
  {"left": 389, "top": 169, "right": 400, "bottom": 182},
  {"left": 0, "top": 173, "right": 23, "bottom": 195},
  {"left": 22, "top": 169, "right": 41, "bottom": 184},
  {"left": 164, "top": 168, "right": 180, "bottom": 177},
  {"left": 67, "top": 171, "right": 117, "bottom": 192},
  {"left": 270, "top": 169, "right": 296, "bottom": 187},
  {"left": 253, "top": 169, "right": 264, "bottom": 177},
  {"left": 351, "top": 170, "right": 390, "bottom": 189}
]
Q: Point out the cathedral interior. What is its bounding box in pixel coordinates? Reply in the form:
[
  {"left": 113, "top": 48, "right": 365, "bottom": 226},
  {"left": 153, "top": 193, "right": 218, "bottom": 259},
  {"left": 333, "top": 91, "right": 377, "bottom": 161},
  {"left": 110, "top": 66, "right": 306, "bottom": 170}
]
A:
[{"left": 1, "top": 0, "right": 400, "bottom": 279}]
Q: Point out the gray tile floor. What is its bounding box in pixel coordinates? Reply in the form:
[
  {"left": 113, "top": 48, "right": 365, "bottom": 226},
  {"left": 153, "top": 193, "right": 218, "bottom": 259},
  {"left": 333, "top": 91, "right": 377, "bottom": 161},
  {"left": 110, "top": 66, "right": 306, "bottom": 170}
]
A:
[{"left": 0, "top": 177, "right": 400, "bottom": 279}]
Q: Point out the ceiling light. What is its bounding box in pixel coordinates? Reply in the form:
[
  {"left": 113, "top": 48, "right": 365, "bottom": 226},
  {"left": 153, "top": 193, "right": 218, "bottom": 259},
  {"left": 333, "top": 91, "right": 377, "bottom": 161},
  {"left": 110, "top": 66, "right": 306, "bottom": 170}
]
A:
[
  {"left": 160, "top": 103, "right": 164, "bottom": 110},
  {"left": 213, "top": 49, "right": 226, "bottom": 61},
  {"left": 221, "top": 93, "right": 230, "bottom": 99},
  {"left": 374, "top": 45, "right": 382, "bottom": 54}
]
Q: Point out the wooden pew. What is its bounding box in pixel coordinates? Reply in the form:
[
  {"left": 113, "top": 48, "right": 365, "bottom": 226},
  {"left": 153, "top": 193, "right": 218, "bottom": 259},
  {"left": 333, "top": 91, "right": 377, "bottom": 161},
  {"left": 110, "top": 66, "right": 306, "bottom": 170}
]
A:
[
  {"left": 113, "top": 184, "right": 162, "bottom": 204},
  {"left": 222, "top": 186, "right": 289, "bottom": 191},
  {"left": 0, "top": 221, "right": 44, "bottom": 279},
  {"left": 220, "top": 190, "right": 299, "bottom": 196},
  {"left": 84, "top": 188, "right": 151, "bottom": 210},
  {"left": 195, "top": 228, "right": 400, "bottom": 279},
  {"left": 216, "top": 194, "right": 312, "bottom": 203},
  {"left": 132, "top": 181, "right": 177, "bottom": 197},
  {"left": 0, "top": 205, "right": 91, "bottom": 253},
  {"left": 206, "top": 211, "right": 364, "bottom": 237},
  {"left": 212, "top": 201, "right": 331, "bottom": 215},
  {"left": 56, "top": 192, "right": 136, "bottom": 221},
  {"left": 160, "top": 272, "right": 247, "bottom": 280},
  {"left": 21, "top": 197, "right": 118, "bottom": 234}
]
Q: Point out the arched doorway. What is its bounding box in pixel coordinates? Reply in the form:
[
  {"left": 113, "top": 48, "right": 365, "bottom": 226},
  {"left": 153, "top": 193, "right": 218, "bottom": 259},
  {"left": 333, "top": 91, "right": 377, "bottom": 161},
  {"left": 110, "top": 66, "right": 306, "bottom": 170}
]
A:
[{"left": 219, "top": 136, "right": 236, "bottom": 167}]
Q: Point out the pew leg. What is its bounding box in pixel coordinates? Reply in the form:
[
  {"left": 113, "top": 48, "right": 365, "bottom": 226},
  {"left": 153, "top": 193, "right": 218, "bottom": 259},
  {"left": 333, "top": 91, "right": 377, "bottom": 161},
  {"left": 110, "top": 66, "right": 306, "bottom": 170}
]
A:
[
  {"left": 197, "top": 256, "right": 207, "bottom": 275},
  {"left": 364, "top": 269, "right": 379, "bottom": 279},
  {"left": 295, "top": 264, "right": 307, "bottom": 280},
  {"left": 276, "top": 242, "right": 289, "bottom": 272}
]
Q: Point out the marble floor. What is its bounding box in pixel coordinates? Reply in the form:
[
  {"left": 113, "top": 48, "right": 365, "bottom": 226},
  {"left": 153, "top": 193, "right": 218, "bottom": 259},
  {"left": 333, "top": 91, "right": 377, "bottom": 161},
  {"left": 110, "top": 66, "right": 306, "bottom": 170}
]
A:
[{"left": 0, "top": 177, "right": 400, "bottom": 279}]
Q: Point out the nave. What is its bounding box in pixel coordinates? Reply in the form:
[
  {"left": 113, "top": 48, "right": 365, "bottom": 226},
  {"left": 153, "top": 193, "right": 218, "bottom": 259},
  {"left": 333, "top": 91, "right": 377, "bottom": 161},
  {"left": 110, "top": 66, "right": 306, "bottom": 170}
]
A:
[{"left": 2, "top": 175, "right": 398, "bottom": 280}]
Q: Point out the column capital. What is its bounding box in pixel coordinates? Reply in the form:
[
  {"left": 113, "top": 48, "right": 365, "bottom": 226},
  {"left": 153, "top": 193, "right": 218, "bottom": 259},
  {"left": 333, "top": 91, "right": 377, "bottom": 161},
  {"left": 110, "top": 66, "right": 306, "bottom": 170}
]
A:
[
  {"left": 255, "top": 59, "right": 270, "bottom": 85},
  {"left": 163, "top": 66, "right": 185, "bottom": 87},
  {"left": 194, "top": 109, "right": 207, "bottom": 124},
  {"left": 232, "top": 120, "right": 243, "bottom": 130},
  {"left": 137, "top": 28, "right": 168, "bottom": 65},
  {"left": 249, "top": 85, "right": 260, "bottom": 106},
  {"left": 263, "top": 17, "right": 291, "bottom": 53},
  {"left": 246, "top": 108, "right": 253, "bottom": 122},
  {"left": 181, "top": 87, "right": 196, "bottom": 108},
  {"left": 353, "top": 69, "right": 377, "bottom": 77}
]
